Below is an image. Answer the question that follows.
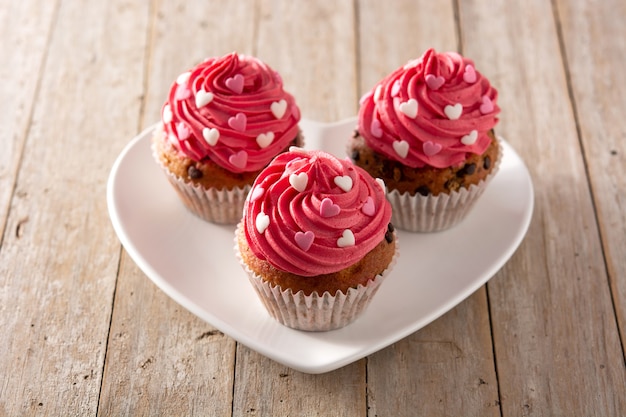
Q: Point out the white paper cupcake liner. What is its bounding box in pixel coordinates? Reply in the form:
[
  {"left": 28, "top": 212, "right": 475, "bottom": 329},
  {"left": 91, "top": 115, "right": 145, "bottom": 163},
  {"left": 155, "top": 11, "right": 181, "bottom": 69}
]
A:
[
  {"left": 235, "top": 225, "right": 399, "bottom": 331},
  {"left": 152, "top": 143, "right": 250, "bottom": 225},
  {"left": 388, "top": 139, "right": 503, "bottom": 233}
]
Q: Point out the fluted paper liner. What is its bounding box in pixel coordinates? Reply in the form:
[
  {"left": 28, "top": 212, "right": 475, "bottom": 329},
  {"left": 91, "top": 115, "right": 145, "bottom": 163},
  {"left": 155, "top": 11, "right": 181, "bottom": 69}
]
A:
[
  {"left": 235, "top": 225, "right": 399, "bottom": 331},
  {"left": 388, "top": 139, "right": 503, "bottom": 233},
  {"left": 152, "top": 144, "right": 249, "bottom": 224}
]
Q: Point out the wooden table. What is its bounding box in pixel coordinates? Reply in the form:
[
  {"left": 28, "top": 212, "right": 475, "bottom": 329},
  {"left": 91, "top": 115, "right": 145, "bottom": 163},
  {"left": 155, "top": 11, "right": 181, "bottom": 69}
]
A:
[{"left": 2, "top": 0, "right": 625, "bottom": 415}]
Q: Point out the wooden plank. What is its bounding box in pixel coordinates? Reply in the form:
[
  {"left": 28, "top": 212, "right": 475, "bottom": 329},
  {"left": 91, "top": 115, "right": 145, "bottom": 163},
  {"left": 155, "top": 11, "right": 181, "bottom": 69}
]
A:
[
  {"left": 0, "top": 1, "right": 56, "bottom": 248},
  {"left": 97, "top": 0, "right": 255, "bottom": 414},
  {"left": 555, "top": 0, "right": 626, "bottom": 356},
  {"left": 459, "top": 0, "right": 626, "bottom": 414},
  {"left": 0, "top": 1, "right": 149, "bottom": 415},
  {"left": 357, "top": 1, "right": 500, "bottom": 415},
  {"left": 231, "top": 1, "right": 366, "bottom": 416}
]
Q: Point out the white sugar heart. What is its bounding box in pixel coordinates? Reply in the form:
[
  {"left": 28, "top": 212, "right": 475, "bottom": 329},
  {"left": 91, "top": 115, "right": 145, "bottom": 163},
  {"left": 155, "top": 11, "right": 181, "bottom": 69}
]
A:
[
  {"left": 376, "top": 178, "right": 386, "bottom": 192},
  {"left": 202, "top": 127, "right": 219, "bottom": 146},
  {"left": 255, "top": 212, "right": 270, "bottom": 234},
  {"left": 334, "top": 175, "right": 353, "bottom": 192},
  {"left": 162, "top": 105, "right": 172, "bottom": 123},
  {"left": 195, "top": 89, "right": 214, "bottom": 108},
  {"left": 399, "top": 99, "right": 418, "bottom": 118},
  {"left": 176, "top": 71, "right": 191, "bottom": 85},
  {"left": 374, "top": 85, "right": 382, "bottom": 102},
  {"left": 256, "top": 131, "right": 275, "bottom": 149},
  {"left": 444, "top": 103, "right": 462, "bottom": 120},
  {"left": 392, "top": 140, "right": 409, "bottom": 158},
  {"left": 270, "top": 100, "right": 287, "bottom": 119},
  {"left": 461, "top": 130, "right": 478, "bottom": 145},
  {"left": 289, "top": 172, "right": 308, "bottom": 192},
  {"left": 337, "top": 229, "right": 355, "bottom": 248}
]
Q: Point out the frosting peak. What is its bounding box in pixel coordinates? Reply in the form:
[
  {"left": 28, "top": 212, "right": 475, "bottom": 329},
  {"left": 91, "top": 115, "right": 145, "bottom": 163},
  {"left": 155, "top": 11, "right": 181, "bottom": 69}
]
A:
[
  {"left": 243, "top": 149, "right": 392, "bottom": 277},
  {"left": 358, "top": 48, "right": 500, "bottom": 168},
  {"left": 161, "top": 53, "right": 301, "bottom": 173}
]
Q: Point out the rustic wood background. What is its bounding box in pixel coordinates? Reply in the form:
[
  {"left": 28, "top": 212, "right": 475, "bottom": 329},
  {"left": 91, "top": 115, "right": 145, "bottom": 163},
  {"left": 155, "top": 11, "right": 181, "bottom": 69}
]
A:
[{"left": 1, "top": 0, "right": 625, "bottom": 415}]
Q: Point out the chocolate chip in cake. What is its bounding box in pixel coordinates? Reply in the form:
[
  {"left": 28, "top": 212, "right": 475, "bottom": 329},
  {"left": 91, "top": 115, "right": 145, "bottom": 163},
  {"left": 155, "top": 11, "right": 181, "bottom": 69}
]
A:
[
  {"left": 483, "top": 156, "right": 491, "bottom": 170},
  {"left": 387, "top": 223, "right": 395, "bottom": 233},
  {"left": 187, "top": 165, "right": 203, "bottom": 179},
  {"left": 352, "top": 129, "right": 359, "bottom": 139},
  {"left": 465, "top": 163, "right": 476, "bottom": 175},
  {"left": 385, "top": 230, "right": 394, "bottom": 243},
  {"left": 415, "top": 185, "right": 430, "bottom": 196},
  {"left": 351, "top": 149, "right": 360, "bottom": 161}
]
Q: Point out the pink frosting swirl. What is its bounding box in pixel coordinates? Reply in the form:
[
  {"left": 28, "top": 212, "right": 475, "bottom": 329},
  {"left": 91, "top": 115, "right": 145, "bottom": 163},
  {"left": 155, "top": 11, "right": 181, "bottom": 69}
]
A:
[
  {"left": 243, "top": 149, "right": 392, "bottom": 277},
  {"left": 161, "top": 52, "right": 301, "bottom": 173},
  {"left": 358, "top": 48, "right": 500, "bottom": 168}
]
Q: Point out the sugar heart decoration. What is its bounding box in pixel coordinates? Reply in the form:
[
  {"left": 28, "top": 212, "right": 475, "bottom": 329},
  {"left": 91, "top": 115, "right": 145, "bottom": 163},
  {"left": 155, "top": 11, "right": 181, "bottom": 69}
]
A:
[
  {"left": 225, "top": 74, "right": 244, "bottom": 94},
  {"left": 391, "top": 80, "right": 401, "bottom": 97},
  {"left": 229, "top": 150, "right": 248, "bottom": 169},
  {"left": 250, "top": 186, "right": 264, "bottom": 202},
  {"left": 461, "top": 130, "right": 478, "bottom": 145},
  {"left": 425, "top": 74, "right": 445, "bottom": 90},
  {"left": 162, "top": 105, "right": 172, "bottom": 123},
  {"left": 371, "top": 119, "right": 383, "bottom": 138},
  {"left": 289, "top": 172, "right": 308, "bottom": 192},
  {"left": 423, "top": 141, "right": 442, "bottom": 156},
  {"left": 320, "top": 198, "right": 340, "bottom": 217},
  {"left": 202, "top": 127, "right": 219, "bottom": 146},
  {"left": 256, "top": 132, "right": 275, "bottom": 149},
  {"left": 175, "top": 84, "right": 191, "bottom": 100},
  {"left": 195, "top": 89, "right": 214, "bottom": 108},
  {"left": 393, "top": 140, "right": 409, "bottom": 158},
  {"left": 176, "top": 72, "right": 191, "bottom": 85},
  {"left": 270, "top": 99, "right": 287, "bottom": 119},
  {"left": 480, "top": 95, "right": 494, "bottom": 114},
  {"left": 444, "top": 103, "right": 462, "bottom": 120},
  {"left": 399, "top": 99, "right": 418, "bottom": 118},
  {"left": 295, "top": 231, "right": 315, "bottom": 252},
  {"left": 463, "top": 65, "right": 477, "bottom": 83},
  {"left": 337, "top": 229, "right": 355, "bottom": 248},
  {"left": 374, "top": 85, "right": 382, "bottom": 101},
  {"left": 362, "top": 196, "right": 375, "bottom": 216},
  {"left": 376, "top": 178, "right": 386, "bottom": 191},
  {"left": 228, "top": 113, "right": 247, "bottom": 132},
  {"left": 176, "top": 122, "right": 191, "bottom": 140},
  {"left": 334, "top": 175, "right": 353, "bottom": 192},
  {"left": 255, "top": 212, "right": 270, "bottom": 234}
]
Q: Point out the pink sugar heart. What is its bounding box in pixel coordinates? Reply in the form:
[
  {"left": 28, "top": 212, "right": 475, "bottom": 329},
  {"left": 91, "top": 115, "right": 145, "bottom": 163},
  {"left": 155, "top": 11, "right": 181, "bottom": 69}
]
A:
[
  {"left": 175, "top": 84, "right": 191, "bottom": 100},
  {"left": 225, "top": 74, "right": 244, "bottom": 94},
  {"left": 229, "top": 150, "right": 248, "bottom": 169},
  {"left": 320, "top": 198, "right": 340, "bottom": 217},
  {"left": 480, "top": 95, "right": 494, "bottom": 114},
  {"left": 228, "top": 112, "right": 247, "bottom": 132},
  {"left": 423, "top": 141, "right": 442, "bottom": 156},
  {"left": 371, "top": 119, "right": 383, "bottom": 138},
  {"left": 176, "top": 122, "right": 191, "bottom": 140},
  {"left": 250, "top": 186, "right": 265, "bottom": 202},
  {"left": 362, "top": 196, "right": 375, "bottom": 216},
  {"left": 391, "top": 79, "right": 402, "bottom": 97},
  {"left": 463, "top": 65, "right": 477, "bottom": 83},
  {"left": 295, "top": 231, "right": 315, "bottom": 252},
  {"left": 425, "top": 74, "right": 445, "bottom": 90}
]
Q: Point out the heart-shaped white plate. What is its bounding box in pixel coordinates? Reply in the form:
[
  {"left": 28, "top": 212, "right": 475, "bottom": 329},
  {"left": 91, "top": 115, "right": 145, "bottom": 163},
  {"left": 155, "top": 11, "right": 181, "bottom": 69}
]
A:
[{"left": 107, "top": 117, "right": 533, "bottom": 374}]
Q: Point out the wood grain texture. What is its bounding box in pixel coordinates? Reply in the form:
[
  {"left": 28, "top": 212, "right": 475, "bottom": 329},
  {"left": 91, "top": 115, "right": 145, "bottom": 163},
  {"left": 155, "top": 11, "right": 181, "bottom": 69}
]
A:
[
  {"left": 555, "top": 0, "right": 626, "bottom": 354},
  {"left": 0, "top": 0, "right": 148, "bottom": 415},
  {"left": 98, "top": 0, "right": 256, "bottom": 415},
  {"left": 459, "top": 0, "right": 626, "bottom": 414},
  {"left": 0, "top": 1, "right": 57, "bottom": 248},
  {"left": 358, "top": 1, "right": 500, "bottom": 415}
]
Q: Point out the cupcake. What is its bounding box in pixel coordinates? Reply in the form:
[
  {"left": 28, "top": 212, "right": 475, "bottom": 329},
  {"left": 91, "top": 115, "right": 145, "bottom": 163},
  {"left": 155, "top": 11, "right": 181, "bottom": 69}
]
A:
[
  {"left": 349, "top": 48, "right": 501, "bottom": 232},
  {"left": 236, "top": 148, "right": 397, "bottom": 331},
  {"left": 152, "top": 52, "right": 302, "bottom": 224}
]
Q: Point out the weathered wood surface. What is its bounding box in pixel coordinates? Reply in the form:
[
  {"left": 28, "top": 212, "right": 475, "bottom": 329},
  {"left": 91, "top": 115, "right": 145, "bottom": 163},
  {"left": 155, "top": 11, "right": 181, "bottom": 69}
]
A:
[{"left": 1, "top": 0, "right": 624, "bottom": 416}]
